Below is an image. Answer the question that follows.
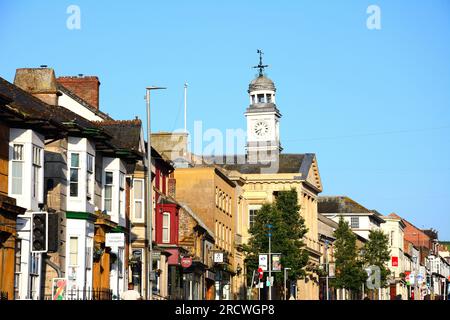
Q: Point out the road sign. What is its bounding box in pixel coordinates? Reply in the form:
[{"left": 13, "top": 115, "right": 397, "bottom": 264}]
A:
[
  {"left": 258, "top": 267, "right": 264, "bottom": 279},
  {"left": 259, "top": 254, "right": 268, "bottom": 271}
]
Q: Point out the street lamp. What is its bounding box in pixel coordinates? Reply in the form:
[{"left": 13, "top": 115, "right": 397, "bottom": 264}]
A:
[
  {"left": 284, "top": 267, "right": 291, "bottom": 300},
  {"left": 145, "top": 86, "right": 166, "bottom": 300}
]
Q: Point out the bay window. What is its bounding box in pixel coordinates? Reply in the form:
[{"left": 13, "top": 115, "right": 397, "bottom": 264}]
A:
[
  {"left": 133, "top": 179, "right": 144, "bottom": 220},
  {"left": 119, "top": 172, "right": 125, "bottom": 215},
  {"left": 32, "top": 145, "right": 42, "bottom": 199},
  {"left": 104, "top": 172, "right": 113, "bottom": 212},
  {"left": 162, "top": 212, "right": 170, "bottom": 243},
  {"left": 70, "top": 153, "right": 80, "bottom": 197},
  {"left": 11, "top": 144, "right": 24, "bottom": 195},
  {"left": 86, "top": 154, "right": 94, "bottom": 200}
]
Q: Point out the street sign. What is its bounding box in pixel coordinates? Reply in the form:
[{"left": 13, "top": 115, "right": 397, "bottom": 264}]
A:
[
  {"left": 105, "top": 233, "right": 124, "bottom": 247},
  {"left": 259, "top": 254, "right": 268, "bottom": 271},
  {"left": 391, "top": 256, "right": 398, "bottom": 267},
  {"left": 258, "top": 267, "right": 264, "bottom": 279}
]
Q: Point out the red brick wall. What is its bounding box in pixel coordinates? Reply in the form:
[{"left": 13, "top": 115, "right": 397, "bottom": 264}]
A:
[{"left": 57, "top": 76, "right": 100, "bottom": 109}]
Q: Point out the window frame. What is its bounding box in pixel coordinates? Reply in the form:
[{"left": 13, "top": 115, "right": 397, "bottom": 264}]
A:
[
  {"left": 350, "top": 216, "right": 359, "bottom": 229},
  {"left": 162, "top": 212, "right": 171, "bottom": 243},
  {"left": 11, "top": 144, "right": 24, "bottom": 195},
  {"left": 133, "top": 178, "right": 144, "bottom": 220},
  {"left": 104, "top": 171, "right": 114, "bottom": 212},
  {"left": 69, "top": 153, "right": 80, "bottom": 197}
]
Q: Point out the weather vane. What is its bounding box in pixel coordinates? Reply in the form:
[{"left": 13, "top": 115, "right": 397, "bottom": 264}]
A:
[{"left": 253, "top": 49, "right": 269, "bottom": 76}]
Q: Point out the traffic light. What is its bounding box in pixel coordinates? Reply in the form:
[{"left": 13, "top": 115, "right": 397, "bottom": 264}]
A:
[{"left": 31, "top": 212, "right": 48, "bottom": 253}]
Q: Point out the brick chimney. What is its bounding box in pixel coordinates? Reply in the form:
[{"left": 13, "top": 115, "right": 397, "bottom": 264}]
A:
[
  {"left": 14, "top": 67, "right": 60, "bottom": 105},
  {"left": 57, "top": 75, "right": 100, "bottom": 109}
]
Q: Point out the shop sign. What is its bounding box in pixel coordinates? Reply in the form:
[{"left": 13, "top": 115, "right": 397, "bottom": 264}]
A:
[{"left": 181, "top": 256, "right": 192, "bottom": 268}]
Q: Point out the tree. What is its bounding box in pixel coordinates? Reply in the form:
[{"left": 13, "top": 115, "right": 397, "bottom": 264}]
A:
[
  {"left": 243, "top": 189, "right": 309, "bottom": 294},
  {"left": 362, "top": 229, "right": 391, "bottom": 291},
  {"left": 332, "top": 217, "right": 366, "bottom": 297}
]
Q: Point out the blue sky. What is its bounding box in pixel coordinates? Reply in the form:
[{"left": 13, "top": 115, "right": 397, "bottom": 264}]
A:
[{"left": 1, "top": 1, "right": 449, "bottom": 238}]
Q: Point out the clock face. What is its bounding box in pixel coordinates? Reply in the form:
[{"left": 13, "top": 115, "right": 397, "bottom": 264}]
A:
[{"left": 254, "top": 121, "right": 269, "bottom": 137}]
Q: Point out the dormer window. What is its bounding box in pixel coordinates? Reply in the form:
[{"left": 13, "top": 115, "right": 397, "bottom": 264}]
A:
[
  {"left": 11, "top": 144, "right": 24, "bottom": 195},
  {"left": 70, "top": 153, "right": 80, "bottom": 197}
]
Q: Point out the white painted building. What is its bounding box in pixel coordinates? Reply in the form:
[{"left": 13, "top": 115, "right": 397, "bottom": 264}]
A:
[{"left": 8, "top": 128, "right": 45, "bottom": 300}]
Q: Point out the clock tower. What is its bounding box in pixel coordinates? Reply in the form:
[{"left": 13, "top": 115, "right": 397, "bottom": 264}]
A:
[{"left": 245, "top": 50, "right": 282, "bottom": 161}]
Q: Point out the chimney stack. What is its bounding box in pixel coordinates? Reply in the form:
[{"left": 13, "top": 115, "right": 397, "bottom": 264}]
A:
[
  {"left": 57, "top": 75, "right": 100, "bottom": 109},
  {"left": 14, "top": 67, "right": 60, "bottom": 105}
]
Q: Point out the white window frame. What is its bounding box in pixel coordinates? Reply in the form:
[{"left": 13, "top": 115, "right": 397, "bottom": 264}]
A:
[
  {"left": 350, "top": 216, "right": 359, "bottom": 229},
  {"left": 86, "top": 153, "right": 94, "bottom": 200},
  {"left": 133, "top": 179, "right": 144, "bottom": 221},
  {"left": 31, "top": 145, "right": 42, "bottom": 200},
  {"left": 69, "top": 153, "right": 80, "bottom": 197},
  {"left": 69, "top": 237, "right": 79, "bottom": 267},
  {"left": 11, "top": 144, "right": 24, "bottom": 195},
  {"left": 119, "top": 172, "right": 125, "bottom": 215},
  {"left": 104, "top": 171, "right": 114, "bottom": 212},
  {"left": 162, "top": 212, "right": 170, "bottom": 243}
]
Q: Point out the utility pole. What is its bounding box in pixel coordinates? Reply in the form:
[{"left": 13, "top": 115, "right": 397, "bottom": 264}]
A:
[
  {"left": 284, "top": 267, "right": 291, "bottom": 300},
  {"left": 145, "top": 86, "right": 166, "bottom": 300},
  {"left": 268, "top": 224, "right": 272, "bottom": 301},
  {"left": 184, "top": 82, "right": 188, "bottom": 133}
]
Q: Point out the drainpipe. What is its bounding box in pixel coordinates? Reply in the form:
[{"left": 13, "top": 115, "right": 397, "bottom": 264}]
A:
[{"left": 45, "top": 254, "right": 63, "bottom": 278}]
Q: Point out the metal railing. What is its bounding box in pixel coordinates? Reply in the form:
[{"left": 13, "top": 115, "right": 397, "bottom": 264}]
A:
[
  {"left": 0, "top": 291, "right": 8, "bottom": 300},
  {"left": 44, "top": 288, "right": 113, "bottom": 300}
]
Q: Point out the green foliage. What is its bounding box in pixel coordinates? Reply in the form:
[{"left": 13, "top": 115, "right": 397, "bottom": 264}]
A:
[
  {"left": 332, "top": 217, "right": 366, "bottom": 291},
  {"left": 362, "top": 229, "right": 391, "bottom": 287},
  {"left": 243, "top": 189, "right": 309, "bottom": 285}
]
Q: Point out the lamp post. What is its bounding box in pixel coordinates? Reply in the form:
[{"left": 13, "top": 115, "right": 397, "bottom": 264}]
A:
[
  {"left": 145, "top": 86, "right": 166, "bottom": 300},
  {"left": 284, "top": 267, "right": 291, "bottom": 300},
  {"left": 267, "top": 224, "right": 272, "bottom": 301}
]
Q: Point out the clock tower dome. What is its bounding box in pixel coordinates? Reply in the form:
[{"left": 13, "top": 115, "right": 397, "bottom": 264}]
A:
[{"left": 245, "top": 50, "right": 282, "bottom": 161}]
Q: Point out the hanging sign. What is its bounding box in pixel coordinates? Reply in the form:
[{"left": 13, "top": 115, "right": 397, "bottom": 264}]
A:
[
  {"left": 181, "top": 257, "right": 192, "bottom": 268},
  {"left": 259, "top": 254, "right": 268, "bottom": 271}
]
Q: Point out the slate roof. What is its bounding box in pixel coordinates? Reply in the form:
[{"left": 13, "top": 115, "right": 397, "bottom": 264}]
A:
[
  {"left": 0, "top": 76, "right": 100, "bottom": 134},
  {"left": 318, "top": 196, "right": 372, "bottom": 214},
  {"left": 203, "top": 153, "right": 315, "bottom": 176},
  {"left": 94, "top": 119, "right": 142, "bottom": 154}
]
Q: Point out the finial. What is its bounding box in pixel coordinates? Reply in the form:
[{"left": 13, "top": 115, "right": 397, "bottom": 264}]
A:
[{"left": 253, "top": 49, "right": 269, "bottom": 76}]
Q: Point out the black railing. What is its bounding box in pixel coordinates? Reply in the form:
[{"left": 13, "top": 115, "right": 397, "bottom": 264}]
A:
[
  {"left": 0, "top": 291, "right": 8, "bottom": 300},
  {"left": 44, "top": 288, "right": 113, "bottom": 300}
]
